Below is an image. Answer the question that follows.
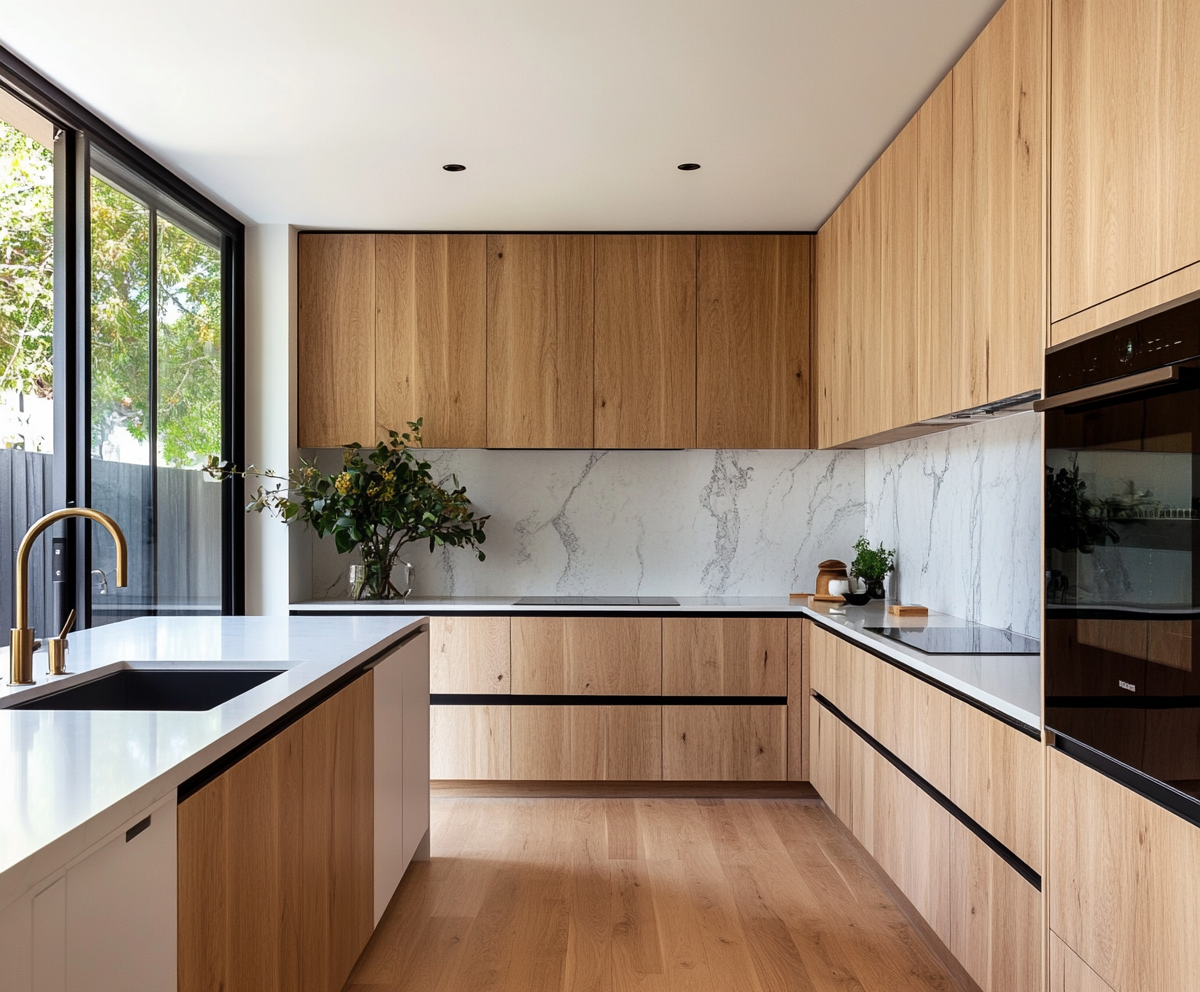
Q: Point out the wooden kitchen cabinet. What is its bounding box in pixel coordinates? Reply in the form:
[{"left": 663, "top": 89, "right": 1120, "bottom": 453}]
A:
[
  {"left": 594, "top": 235, "right": 696, "bottom": 448},
  {"left": 695, "top": 234, "right": 811, "bottom": 448},
  {"left": 874, "top": 654, "right": 952, "bottom": 797},
  {"left": 815, "top": 189, "right": 852, "bottom": 448},
  {"left": 662, "top": 704, "right": 786, "bottom": 780},
  {"left": 297, "top": 233, "right": 376, "bottom": 448},
  {"left": 486, "top": 234, "right": 594, "bottom": 448},
  {"left": 430, "top": 615, "right": 510, "bottom": 694},
  {"left": 511, "top": 705, "right": 661, "bottom": 779},
  {"left": 1049, "top": 932, "right": 1115, "bottom": 992},
  {"left": 375, "top": 233, "right": 487, "bottom": 447},
  {"left": 951, "top": 0, "right": 1046, "bottom": 406},
  {"left": 511, "top": 616, "right": 661, "bottom": 695},
  {"left": 661, "top": 616, "right": 787, "bottom": 696},
  {"left": 178, "top": 674, "right": 374, "bottom": 992},
  {"left": 1051, "top": 0, "right": 1200, "bottom": 342},
  {"left": 430, "top": 705, "right": 511, "bottom": 779},
  {"left": 787, "top": 618, "right": 810, "bottom": 782}
]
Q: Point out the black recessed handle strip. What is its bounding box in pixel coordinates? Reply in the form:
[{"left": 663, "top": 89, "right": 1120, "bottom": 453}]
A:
[{"left": 432, "top": 694, "right": 787, "bottom": 707}]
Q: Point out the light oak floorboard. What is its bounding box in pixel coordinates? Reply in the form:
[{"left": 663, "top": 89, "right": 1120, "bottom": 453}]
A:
[{"left": 345, "top": 797, "right": 978, "bottom": 992}]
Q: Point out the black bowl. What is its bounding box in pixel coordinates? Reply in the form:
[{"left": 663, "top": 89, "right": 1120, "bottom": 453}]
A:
[{"left": 842, "top": 592, "right": 872, "bottom": 606}]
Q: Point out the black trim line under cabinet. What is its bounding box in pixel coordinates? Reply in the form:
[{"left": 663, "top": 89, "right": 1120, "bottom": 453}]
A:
[
  {"left": 813, "top": 691, "right": 1041, "bottom": 891},
  {"left": 434, "top": 694, "right": 787, "bottom": 707}
]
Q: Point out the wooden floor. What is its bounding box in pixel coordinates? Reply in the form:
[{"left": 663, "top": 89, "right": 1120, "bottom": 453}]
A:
[{"left": 345, "top": 796, "right": 976, "bottom": 992}]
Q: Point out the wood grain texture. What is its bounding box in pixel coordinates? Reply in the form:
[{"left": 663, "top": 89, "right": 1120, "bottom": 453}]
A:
[
  {"left": 1049, "top": 930, "right": 1115, "bottom": 992},
  {"left": 429, "top": 615, "right": 510, "bottom": 694},
  {"left": 510, "top": 705, "right": 662, "bottom": 780},
  {"left": 662, "top": 705, "right": 787, "bottom": 781},
  {"left": 661, "top": 617, "right": 787, "bottom": 696},
  {"left": 486, "top": 234, "right": 594, "bottom": 448},
  {"left": 511, "top": 616, "right": 662, "bottom": 695},
  {"left": 916, "top": 73, "right": 957, "bottom": 421},
  {"left": 1051, "top": 0, "right": 1200, "bottom": 323},
  {"left": 297, "top": 234, "right": 376, "bottom": 448},
  {"left": 695, "top": 235, "right": 811, "bottom": 448},
  {"left": 814, "top": 201, "right": 850, "bottom": 449},
  {"left": 873, "top": 657, "right": 953, "bottom": 798},
  {"left": 375, "top": 234, "right": 486, "bottom": 447},
  {"left": 1049, "top": 746, "right": 1200, "bottom": 992},
  {"left": 786, "top": 619, "right": 809, "bottom": 782},
  {"left": 848, "top": 160, "right": 882, "bottom": 444},
  {"left": 178, "top": 676, "right": 373, "bottom": 992},
  {"left": 1050, "top": 259, "right": 1200, "bottom": 346},
  {"left": 879, "top": 112, "right": 920, "bottom": 435},
  {"left": 429, "top": 705, "right": 511, "bottom": 780},
  {"left": 948, "top": 817, "right": 1041, "bottom": 992},
  {"left": 593, "top": 235, "right": 696, "bottom": 448},
  {"left": 346, "top": 795, "right": 976, "bottom": 992}
]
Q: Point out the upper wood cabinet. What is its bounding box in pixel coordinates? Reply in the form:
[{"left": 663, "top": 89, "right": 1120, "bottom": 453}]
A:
[
  {"left": 375, "top": 234, "right": 487, "bottom": 448},
  {"left": 297, "top": 234, "right": 377, "bottom": 448},
  {"left": 952, "top": 0, "right": 1046, "bottom": 406},
  {"left": 486, "top": 234, "right": 594, "bottom": 448},
  {"left": 696, "top": 235, "right": 811, "bottom": 448},
  {"left": 594, "top": 235, "right": 697, "bottom": 448},
  {"left": 1051, "top": 0, "right": 1200, "bottom": 341}
]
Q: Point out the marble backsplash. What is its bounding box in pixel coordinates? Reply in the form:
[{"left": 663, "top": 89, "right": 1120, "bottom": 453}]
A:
[
  {"left": 864, "top": 411, "right": 1043, "bottom": 638},
  {"left": 300, "top": 448, "right": 866, "bottom": 600}
]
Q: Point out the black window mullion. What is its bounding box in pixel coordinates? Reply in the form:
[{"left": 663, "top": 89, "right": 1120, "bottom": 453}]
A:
[{"left": 148, "top": 205, "right": 159, "bottom": 611}]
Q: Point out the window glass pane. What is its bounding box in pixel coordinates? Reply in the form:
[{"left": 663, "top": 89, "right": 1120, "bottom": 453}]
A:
[
  {"left": 156, "top": 215, "right": 222, "bottom": 611},
  {"left": 90, "top": 174, "right": 152, "bottom": 623},
  {"left": 0, "top": 109, "right": 55, "bottom": 643}
]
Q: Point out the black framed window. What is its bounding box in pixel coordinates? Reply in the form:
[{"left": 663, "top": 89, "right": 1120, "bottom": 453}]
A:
[{"left": 0, "top": 46, "right": 243, "bottom": 645}]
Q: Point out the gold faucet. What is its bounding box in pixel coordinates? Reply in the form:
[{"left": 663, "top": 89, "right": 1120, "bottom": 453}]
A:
[{"left": 8, "top": 508, "right": 128, "bottom": 686}]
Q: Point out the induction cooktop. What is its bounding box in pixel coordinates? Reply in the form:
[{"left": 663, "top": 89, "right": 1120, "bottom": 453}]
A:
[
  {"left": 863, "top": 624, "right": 1040, "bottom": 655},
  {"left": 515, "top": 596, "right": 680, "bottom": 606}
]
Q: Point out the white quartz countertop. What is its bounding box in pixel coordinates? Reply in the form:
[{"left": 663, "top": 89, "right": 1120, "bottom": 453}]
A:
[
  {"left": 0, "top": 614, "right": 425, "bottom": 913},
  {"left": 292, "top": 596, "right": 1042, "bottom": 732}
]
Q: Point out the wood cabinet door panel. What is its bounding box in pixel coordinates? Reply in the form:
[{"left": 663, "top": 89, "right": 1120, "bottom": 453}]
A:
[
  {"left": 661, "top": 617, "right": 786, "bottom": 696},
  {"left": 298, "top": 234, "right": 376, "bottom": 448},
  {"left": 847, "top": 162, "right": 882, "bottom": 442},
  {"left": 594, "top": 235, "right": 696, "bottom": 448},
  {"left": 430, "top": 616, "right": 510, "bottom": 694},
  {"left": 486, "top": 234, "right": 594, "bottom": 448},
  {"left": 879, "top": 117, "right": 920, "bottom": 435},
  {"left": 787, "top": 619, "right": 810, "bottom": 782},
  {"left": 1049, "top": 931, "right": 1115, "bottom": 992},
  {"left": 873, "top": 660, "right": 952, "bottom": 797},
  {"left": 375, "top": 234, "right": 486, "bottom": 447},
  {"left": 511, "top": 705, "right": 661, "bottom": 780},
  {"left": 815, "top": 205, "right": 851, "bottom": 448},
  {"left": 430, "top": 704, "right": 511, "bottom": 779},
  {"left": 696, "top": 235, "right": 811, "bottom": 448},
  {"left": 511, "top": 617, "right": 661, "bottom": 695},
  {"left": 662, "top": 704, "right": 786, "bottom": 781}
]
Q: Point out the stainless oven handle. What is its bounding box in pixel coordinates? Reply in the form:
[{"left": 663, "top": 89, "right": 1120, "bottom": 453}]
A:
[{"left": 1033, "top": 365, "right": 1180, "bottom": 412}]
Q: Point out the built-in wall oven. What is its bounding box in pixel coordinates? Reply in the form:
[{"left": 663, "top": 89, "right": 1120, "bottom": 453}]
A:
[{"left": 1040, "top": 299, "right": 1200, "bottom": 821}]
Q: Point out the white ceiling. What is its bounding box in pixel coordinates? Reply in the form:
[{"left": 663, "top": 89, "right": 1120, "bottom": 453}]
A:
[{"left": 0, "top": 0, "right": 1001, "bottom": 230}]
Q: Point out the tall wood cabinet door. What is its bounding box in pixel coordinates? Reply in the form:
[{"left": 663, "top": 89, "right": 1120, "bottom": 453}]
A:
[
  {"left": 375, "top": 234, "right": 487, "bottom": 447},
  {"left": 594, "top": 235, "right": 696, "bottom": 448},
  {"left": 486, "top": 234, "right": 594, "bottom": 448},
  {"left": 879, "top": 116, "right": 920, "bottom": 436},
  {"left": 695, "top": 235, "right": 811, "bottom": 448},
  {"left": 1051, "top": 1, "right": 1200, "bottom": 326},
  {"left": 814, "top": 204, "right": 850, "bottom": 448},
  {"left": 662, "top": 704, "right": 786, "bottom": 781},
  {"left": 511, "top": 705, "right": 662, "bottom": 780},
  {"left": 787, "top": 619, "right": 810, "bottom": 782},
  {"left": 952, "top": 0, "right": 1046, "bottom": 406},
  {"left": 847, "top": 163, "right": 882, "bottom": 442},
  {"left": 662, "top": 617, "right": 786, "bottom": 696},
  {"left": 949, "top": 818, "right": 1041, "bottom": 992},
  {"left": 511, "top": 616, "right": 661, "bottom": 695},
  {"left": 916, "top": 73, "right": 956, "bottom": 422},
  {"left": 429, "top": 615, "right": 510, "bottom": 694},
  {"left": 298, "top": 234, "right": 376, "bottom": 448}
]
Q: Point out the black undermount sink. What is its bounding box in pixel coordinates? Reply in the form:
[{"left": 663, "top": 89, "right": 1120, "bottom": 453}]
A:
[{"left": 10, "top": 669, "right": 286, "bottom": 711}]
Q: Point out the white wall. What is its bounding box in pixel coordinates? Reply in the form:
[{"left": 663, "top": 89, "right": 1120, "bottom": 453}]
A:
[
  {"left": 243, "top": 224, "right": 296, "bottom": 616},
  {"left": 864, "top": 411, "right": 1043, "bottom": 638}
]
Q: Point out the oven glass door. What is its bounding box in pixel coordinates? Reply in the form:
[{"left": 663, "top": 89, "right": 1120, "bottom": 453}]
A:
[{"left": 1045, "top": 376, "right": 1200, "bottom": 794}]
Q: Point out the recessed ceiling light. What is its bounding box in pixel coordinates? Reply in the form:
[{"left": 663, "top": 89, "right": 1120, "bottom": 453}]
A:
[
  {"left": 443, "top": 164, "right": 466, "bottom": 172},
  {"left": 677, "top": 163, "right": 701, "bottom": 171}
]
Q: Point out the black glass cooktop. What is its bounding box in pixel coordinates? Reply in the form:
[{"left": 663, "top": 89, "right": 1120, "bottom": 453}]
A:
[
  {"left": 864, "top": 624, "right": 1040, "bottom": 655},
  {"left": 516, "top": 596, "right": 680, "bottom": 606}
]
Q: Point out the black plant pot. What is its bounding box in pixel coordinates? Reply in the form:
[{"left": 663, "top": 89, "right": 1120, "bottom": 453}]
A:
[{"left": 866, "top": 578, "right": 886, "bottom": 599}]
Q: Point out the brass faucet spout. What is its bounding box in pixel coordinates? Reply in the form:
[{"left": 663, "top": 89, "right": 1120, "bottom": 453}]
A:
[{"left": 9, "top": 508, "right": 128, "bottom": 685}]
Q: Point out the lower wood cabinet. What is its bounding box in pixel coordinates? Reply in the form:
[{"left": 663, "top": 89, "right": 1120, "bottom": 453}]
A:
[
  {"left": 430, "top": 704, "right": 511, "bottom": 779},
  {"left": 662, "top": 704, "right": 786, "bottom": 781},
  {"left": 1049, "top": 746, "right": 1200, "bottom": 992},
  {"left": 430, "top": 615, "right": 510, "bottom": 694},
  {"left": 511, "top": 616, "right": 661, "bottom": 694},
  {"left": 662, "top": 617, "right": 786, "bottom": 695},
  {"left": 178, "top": 674, "right": 374, "bottom": 992},
  {"left": 511, "top": 705, "right": 661, "bottom": 779},
  {"left": 1049, "top": 931, "right": 1115, "bottom": 992}
]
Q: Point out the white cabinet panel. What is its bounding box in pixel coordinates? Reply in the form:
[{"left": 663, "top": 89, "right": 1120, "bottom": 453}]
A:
[{"left": 402, "top": 632, "right": 431, "bottom": 867}]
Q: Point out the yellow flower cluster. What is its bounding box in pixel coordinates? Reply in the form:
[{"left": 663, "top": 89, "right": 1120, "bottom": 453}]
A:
[
  {"left": 381, "top": 469, "right": 395, "bottom": 481},
  {"left": 335, "top": 472, "right": 352, "bottom": 495}
]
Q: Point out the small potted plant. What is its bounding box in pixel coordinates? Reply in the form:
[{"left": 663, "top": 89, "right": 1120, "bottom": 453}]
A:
[
  {"left": 205, "top": 419, "right": 488, "bottom": 600},
  {"left": 850, "top": 537, "right": 896, "bottom": 600}
]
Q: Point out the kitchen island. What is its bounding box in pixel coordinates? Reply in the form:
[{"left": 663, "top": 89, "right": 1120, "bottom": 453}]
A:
[{"left": 0, "top": 614, "right": 429, "bottom": 992}]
